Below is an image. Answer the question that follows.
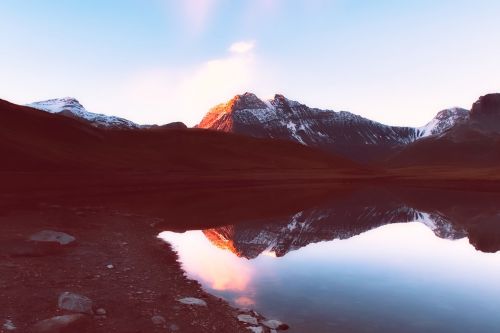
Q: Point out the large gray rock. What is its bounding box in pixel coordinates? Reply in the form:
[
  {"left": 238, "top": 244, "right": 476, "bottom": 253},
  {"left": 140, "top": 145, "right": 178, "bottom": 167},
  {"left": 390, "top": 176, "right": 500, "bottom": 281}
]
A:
[
  {"left": 31, "top": 314, "right": 86, "bottom": 333},
  {"left": 177, "top": 297, "right": 207, "bottom": 306},
  {"left": 58, "top": 292, "right": 93, "bottom": 314},
  {"left": 237, "top": 314, "right": 258, "bottom": 325},
  {"left": 30, "top": 230, "right": 75, "bottom": 245}
]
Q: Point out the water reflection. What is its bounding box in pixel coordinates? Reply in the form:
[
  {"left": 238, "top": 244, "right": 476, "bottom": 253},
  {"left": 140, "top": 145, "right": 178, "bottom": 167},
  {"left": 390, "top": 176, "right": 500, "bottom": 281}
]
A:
[
  {"left": 159, "top": 188, "right": 500, "bottom": 333},
  {"left": 161, "top": 222, "right": 500, "bottom": 333}
]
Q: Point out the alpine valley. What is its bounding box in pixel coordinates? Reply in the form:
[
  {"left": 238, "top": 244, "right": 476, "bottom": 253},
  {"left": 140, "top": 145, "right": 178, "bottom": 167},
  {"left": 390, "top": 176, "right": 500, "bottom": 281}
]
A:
[{"left": 1, "top": 92, "right": 499, "bottom": 191}]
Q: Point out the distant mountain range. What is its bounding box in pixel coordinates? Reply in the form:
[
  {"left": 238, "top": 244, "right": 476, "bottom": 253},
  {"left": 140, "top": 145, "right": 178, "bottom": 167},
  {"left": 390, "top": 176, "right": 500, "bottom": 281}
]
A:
[{"left": 24, "top": 93, "right": 473, "bottom": 163}]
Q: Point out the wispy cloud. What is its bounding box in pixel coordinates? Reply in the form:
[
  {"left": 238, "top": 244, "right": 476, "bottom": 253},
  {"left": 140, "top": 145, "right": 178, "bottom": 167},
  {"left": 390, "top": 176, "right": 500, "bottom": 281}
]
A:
[{"left": 229, "top": 40, "right": 256, "bottom": 54}]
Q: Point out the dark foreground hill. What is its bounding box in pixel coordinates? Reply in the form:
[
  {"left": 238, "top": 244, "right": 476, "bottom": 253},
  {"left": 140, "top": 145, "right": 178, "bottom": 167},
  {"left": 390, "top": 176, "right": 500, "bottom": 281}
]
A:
[{"left": 0, "top": 99, "right": 372, "bottom": 192}]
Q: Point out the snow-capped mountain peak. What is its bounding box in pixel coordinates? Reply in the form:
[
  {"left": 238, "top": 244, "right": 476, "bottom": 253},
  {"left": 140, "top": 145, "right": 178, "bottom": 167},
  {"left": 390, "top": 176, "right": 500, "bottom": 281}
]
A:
[
  {"left": 417, "top": 107, "right": 469, "bottom": 137},
  {"left": 27, "top": 97, "right": 139, "bottom": 129},
  {"left": 230, "top": 92, "right": 269, "bottom": 110}
]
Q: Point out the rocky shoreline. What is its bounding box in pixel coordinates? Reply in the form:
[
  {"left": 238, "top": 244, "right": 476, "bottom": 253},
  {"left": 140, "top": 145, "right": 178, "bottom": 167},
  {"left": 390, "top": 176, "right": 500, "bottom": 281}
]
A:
[{"left": 1, "top": 203, "right": 287, "bottom": 333}]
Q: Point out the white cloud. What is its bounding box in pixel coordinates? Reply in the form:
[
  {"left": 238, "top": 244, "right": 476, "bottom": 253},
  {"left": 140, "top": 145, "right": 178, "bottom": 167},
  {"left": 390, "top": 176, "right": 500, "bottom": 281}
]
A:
[{"left": 229, "top": 40, "right": 256, "bottom": 54}]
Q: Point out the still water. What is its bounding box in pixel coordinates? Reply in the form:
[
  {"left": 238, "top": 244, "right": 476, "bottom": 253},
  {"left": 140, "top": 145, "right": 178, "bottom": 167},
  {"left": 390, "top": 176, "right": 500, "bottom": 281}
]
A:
[{"left": 160, "top": 221, "right": 500, "bottom": 333}]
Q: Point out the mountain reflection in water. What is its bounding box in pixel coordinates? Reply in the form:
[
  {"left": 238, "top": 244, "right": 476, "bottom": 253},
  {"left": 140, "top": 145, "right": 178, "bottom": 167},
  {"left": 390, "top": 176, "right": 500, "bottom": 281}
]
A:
[{"left": 160, "top": 187, "right": 500, "bottom": 333}]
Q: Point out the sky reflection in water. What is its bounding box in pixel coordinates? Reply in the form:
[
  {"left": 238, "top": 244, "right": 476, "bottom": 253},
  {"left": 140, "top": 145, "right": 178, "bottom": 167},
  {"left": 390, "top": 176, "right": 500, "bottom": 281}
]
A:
[{"left": 160, "top": 222, "right": 500, "bottom": 333}]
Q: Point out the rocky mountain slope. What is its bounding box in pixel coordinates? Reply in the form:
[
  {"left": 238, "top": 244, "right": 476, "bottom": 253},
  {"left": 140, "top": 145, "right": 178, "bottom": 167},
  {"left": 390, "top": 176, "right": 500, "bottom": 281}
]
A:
[
  {"left": 197, "top": 93, "right": 468, "bottom": 162},
  {"left": 27, "top": 97, "right": 140, "bottom": 129},
  {"left": 389, "top": 94, "right": 500, "bottom": 167}
]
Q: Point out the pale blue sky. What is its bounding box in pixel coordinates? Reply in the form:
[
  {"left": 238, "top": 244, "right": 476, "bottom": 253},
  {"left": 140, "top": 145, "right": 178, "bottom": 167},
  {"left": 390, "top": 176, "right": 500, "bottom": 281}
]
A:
[{"left": 1, "top": 0, "right": 499, "bottom": 126}]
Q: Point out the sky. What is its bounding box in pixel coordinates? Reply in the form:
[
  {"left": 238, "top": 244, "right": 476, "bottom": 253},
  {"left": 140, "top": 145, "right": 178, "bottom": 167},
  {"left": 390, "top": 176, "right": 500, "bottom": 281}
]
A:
[{"left": 1, "top": 0, "right": 500, "bottom": 127}]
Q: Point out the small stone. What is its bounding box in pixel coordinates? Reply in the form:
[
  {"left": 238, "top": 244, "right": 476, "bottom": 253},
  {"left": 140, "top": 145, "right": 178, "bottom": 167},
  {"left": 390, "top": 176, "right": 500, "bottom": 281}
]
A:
[
  {"left": 3, "top": 319, "right": 16, "bottom": 331},
  {"left": 30, "top": 230, "right": 75, "bottom": 245},
  {"left": 178, "top": 297, "right": 207, "bottom": 306},
  {"left": 247, "top": 327, "right": 263, "bottom": 333},
  {"left": 262, "top": 319, "right": 289, "bottom": 330},
  {"left": 31, "top": 314, "right": 86, "bottom": 333},
  {"left": 151, "top": 315, "right": 166, "bottom": 326},
  {"left": 58, "top": 292, "right": 93, "bottom": 314},
  {"left": 106, "top": 264, "right": 114, "bottom": 269},
  {"left": 237, "top": 314, "right": 258, "bottom": 325},
  {"left": 94, "top": 315, "right": 107, "bottom": 320},
  {"left": 95, "top": 308, "right": 106, "bottom": 315},
  {"left": 169, "top": 323, "right": 180, "bottom": 331}
]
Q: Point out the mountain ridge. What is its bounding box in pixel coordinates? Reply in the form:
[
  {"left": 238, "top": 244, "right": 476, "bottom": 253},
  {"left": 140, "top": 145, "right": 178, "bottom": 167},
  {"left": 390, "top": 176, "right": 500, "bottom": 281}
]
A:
[{"left": 197, "top": 92, "right": 469, "bottom": 162}]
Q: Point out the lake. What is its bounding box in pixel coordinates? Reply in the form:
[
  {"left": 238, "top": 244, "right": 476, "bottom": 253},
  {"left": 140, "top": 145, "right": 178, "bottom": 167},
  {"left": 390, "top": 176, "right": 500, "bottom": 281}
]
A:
[{"left": 159, "top": 188, "right": 500, "bottom": 333}]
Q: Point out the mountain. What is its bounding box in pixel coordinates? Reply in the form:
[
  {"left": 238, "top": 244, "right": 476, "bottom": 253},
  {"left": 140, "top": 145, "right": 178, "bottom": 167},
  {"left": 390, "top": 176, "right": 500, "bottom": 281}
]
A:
[
  {"left": 389, "top": 94, "right": 500, "bottom": 168},
  {"left": 197, "top": 92, "right": 468, "bottom": 162},
  {"left": 26, "top": 97, "right": 140, "bottom": 129}
]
